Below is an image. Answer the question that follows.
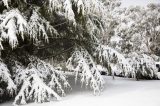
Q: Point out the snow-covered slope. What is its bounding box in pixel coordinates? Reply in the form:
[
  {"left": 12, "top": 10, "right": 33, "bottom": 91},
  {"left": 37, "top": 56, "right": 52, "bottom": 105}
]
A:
[{"left": 1, "top": 76, "right": 160, "bottom": 106}]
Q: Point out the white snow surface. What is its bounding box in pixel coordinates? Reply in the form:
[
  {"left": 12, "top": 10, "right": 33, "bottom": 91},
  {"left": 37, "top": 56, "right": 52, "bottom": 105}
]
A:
[{"left": 1, "top": 75, "right": 160, "bottom": 106}]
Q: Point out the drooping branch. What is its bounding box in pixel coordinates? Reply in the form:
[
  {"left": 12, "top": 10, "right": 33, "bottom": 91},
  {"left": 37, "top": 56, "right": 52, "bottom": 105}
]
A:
[
  {"left": 0, "top": 9, "right": 27, "bottom": 48},
  {"left": 0, "top": 60, "right": 17, "bottom": 96},
  {"left": 12, "top": 56, "right": 71, "bottom": 105},
  {"left": 94, "top": 45, "right": 133, "bottom": 77},
  {"left": 66, "top": 47, "right": 104, "bottom": 94}
]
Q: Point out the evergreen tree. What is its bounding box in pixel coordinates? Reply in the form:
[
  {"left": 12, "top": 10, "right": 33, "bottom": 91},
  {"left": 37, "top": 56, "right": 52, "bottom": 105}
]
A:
[{"left": 0, "top": 0, "right": 160, "bottom": 105}]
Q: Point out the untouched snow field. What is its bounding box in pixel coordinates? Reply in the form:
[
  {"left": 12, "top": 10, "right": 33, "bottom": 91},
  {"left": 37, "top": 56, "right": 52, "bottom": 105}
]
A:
[{"left": 1, "top": 76, "right": 160, "bottom": 106}]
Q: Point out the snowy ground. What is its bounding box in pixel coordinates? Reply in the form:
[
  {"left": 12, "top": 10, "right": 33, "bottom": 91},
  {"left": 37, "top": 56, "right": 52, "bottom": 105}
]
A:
[{"left": 1, "top": 76, "right": 160, "bottom": 106}]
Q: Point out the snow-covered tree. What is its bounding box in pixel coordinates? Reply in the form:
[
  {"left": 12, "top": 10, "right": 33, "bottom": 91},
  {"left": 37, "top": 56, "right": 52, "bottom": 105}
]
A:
[
  {"left": 0, "top": 0, "right": 160, "bottom": 105},
  {"left": 111, "top": 4, "right": 160, "bottom": 79},
  {"left": 94, "top": 45, "right": 133, "bottom": 77},
  {"left": 100, "top": 0, "right": 121, "bottom": 44}
]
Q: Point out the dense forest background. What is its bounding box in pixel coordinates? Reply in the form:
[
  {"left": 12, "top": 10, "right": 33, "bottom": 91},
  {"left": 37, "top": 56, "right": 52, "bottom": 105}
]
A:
[{"left": 0, "top": 0, "right": 160, "bottom": 105}]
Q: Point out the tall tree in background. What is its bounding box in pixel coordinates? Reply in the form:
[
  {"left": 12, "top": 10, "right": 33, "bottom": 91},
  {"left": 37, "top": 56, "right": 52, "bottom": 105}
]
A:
[{"left": 110, "top": 4, "right": 160, "bottom": 79}]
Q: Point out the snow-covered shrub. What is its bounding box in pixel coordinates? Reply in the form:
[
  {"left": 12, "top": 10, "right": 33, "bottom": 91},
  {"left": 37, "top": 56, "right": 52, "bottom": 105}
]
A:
[
  {"left": 128, "top": 53, "right": 159, "bottom": 79},
  {"left": 94, "top": 45, "right": 133, "bottom": 77},
  {"left": 67, "top": 47, "right": 104, "bottom": 94}
]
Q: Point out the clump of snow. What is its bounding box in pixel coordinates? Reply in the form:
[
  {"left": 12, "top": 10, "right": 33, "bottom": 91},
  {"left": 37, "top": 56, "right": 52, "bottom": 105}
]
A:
[
  {"left": 64, "top": 0, "right": 75, "bottom": 22},
  {"left": 2, "top": 0, "right": 9, "bottom": 8},
  {"left": 155, "top": 25, "right": 160, "bottom": 32},
  {"left": 157, "top": 72, "right": 160, "bottom": 79},
  {"left": 73, "top": 0, "right": 84, "bottom": 15},
  {"left": 96, "top": 65, "right": 108, "bottom": 74},
  {"left": 110, "top": 35, "right": 122, "bottom": 44}
]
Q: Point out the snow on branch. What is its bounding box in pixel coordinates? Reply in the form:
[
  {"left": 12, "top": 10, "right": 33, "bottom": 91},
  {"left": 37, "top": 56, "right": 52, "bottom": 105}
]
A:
[
  {"left": 2, "top": 0, "right": 9, "bottom": 8},
  {"left": 0, "top": 60, "right": 17, "bottom": 96},
  {"left": 94, "top": 45, "right": 133, "bottom": 77},
  {"left": 72, "top": 0, "right": 106, "bottom": 16},
  {"left": 48, "top": 0, "right": 107, "bottom": 23},
  {"left": 13, "top": 72, "right": 61, "bottom": 105},
  {"left": 128, "top": 53, "right": 158, "bottom": 79},
  {"left": 72, "top": 0, "right": 84, "bottom": 15},
  {"left": 27, "top": 8, "right": 58, "bottom": 42},
  {"left": 0, "top": 9, "right": 27, "bottom": 48},
  {"left": 86, "top": 16, "right": 105, "bottom": 41},
  {"left": 49, "top": 0, "right": 76, "bottom": 23},
  {"left": 66, "top": 47, "right": 104, "bottom": 95},
  {"left": 64, "top": 0, "right": 75, "bottom": 22},
  {"left": 49, "top": 0, "right": 63, "bottom": 12},
  {"left": 28, "top": 56, "right": 71, "bottom": 95},
  {"left": 8, "top": 60, "right": 26, "bottom": 87},
  {"left": 13, "top": 56, "right": 71, "bottom": 105}
]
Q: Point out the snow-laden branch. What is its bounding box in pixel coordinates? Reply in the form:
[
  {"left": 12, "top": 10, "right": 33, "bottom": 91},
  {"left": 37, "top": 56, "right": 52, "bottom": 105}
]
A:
[
  {"left": 128, "top": 53, "right": 159, "bottom": 79},
  {"left": 28, "top": 56, "right": 71, "bottom": 95},
  {"left": 0, "top": 9, "right": 27, "bottom": 48},
  {"left": 94, "top": 45, "right": 133, "bottom": 77},
  {"left": 13, "top": 56, "right": 71, "bottom": 105},
  {"left": 27, "top": 8, "right": 58, "bottom": 42},
  {"left": 2, "top": 0, "right": 9, "bottom": 8},
  {"left": 0, "top": 8, "right": 59, "bottom": 49},
  {"left": 66, "top": 47, "right": 104, "bottom": 95},
  {"left": 0, "top": 60, "right": 17, "bottom": 96},
  {"left": 48, "top": 0, "right": 107, "bottom": 23},
  {"left": 13, "top": 72, "right": 61, "bottom": 106},
  {"left": 86, "top": 16, "right": 105, "bottom": 41},
  {"left": 8, "top": 60, "right": 26, "bottom": 86}
]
